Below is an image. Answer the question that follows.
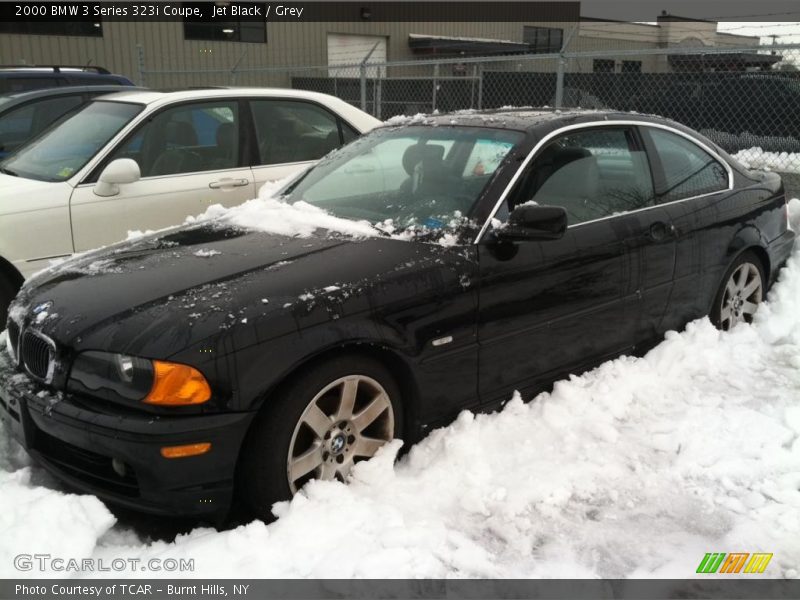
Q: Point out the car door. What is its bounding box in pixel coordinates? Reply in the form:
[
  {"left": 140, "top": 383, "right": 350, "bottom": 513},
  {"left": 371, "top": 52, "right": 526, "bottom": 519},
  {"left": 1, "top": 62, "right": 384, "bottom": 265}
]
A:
[
  {"left": 248, "top": 99, "right": 360, "bottom": 194},
  {"left": 477, "top": 125, "right": 660, "bottom": 406},
  {"left": 69, "top": 99, "right": 255, "bottom": 251},
  {"left": 639, "top": 125, "right": 731, "bottom": 332}
]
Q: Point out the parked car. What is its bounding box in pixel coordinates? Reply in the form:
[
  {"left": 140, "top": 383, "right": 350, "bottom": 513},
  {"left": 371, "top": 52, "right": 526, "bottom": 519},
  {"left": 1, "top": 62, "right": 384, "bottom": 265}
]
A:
[
  {"left": 0, "top": 65, "right": 134, "bottom": 94},
  {"left": 0, "top": 86, "right": 146, "bottom": 159},
  {"left": 0, "top": 88, "right": 381, "bottom": 323},
  {"left": 0, "top": 110, "right": 793, "bottom": 522}
]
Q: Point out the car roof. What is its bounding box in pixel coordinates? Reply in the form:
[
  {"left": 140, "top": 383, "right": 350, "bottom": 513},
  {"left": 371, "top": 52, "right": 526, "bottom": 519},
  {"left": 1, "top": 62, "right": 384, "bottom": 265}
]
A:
[
  {"left": 97, "top": 87, "right": 367, "bottom": 107},
  {"left": 380, "top": 108, "right": 680, "bottom": 132},
  {"left": 0, "top": 85, "right": 147, "bottom": 110}
]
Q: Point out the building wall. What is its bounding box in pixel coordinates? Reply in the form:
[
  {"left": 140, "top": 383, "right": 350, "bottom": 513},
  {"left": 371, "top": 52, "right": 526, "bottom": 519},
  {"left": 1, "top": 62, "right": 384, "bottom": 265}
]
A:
[{"left": 0, "top": 15, "right": 763, "bottom": 87}]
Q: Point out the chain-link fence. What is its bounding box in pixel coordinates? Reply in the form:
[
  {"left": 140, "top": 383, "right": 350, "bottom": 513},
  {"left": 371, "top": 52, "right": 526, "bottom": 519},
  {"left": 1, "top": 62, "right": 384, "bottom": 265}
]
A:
[{"left": 140, "top": 43, "right": 800, "bottom": 194}]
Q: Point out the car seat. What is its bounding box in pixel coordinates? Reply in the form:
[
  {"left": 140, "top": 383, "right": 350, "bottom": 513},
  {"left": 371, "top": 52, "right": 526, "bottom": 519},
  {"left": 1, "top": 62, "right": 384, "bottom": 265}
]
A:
[
  {"left": 208, "top": 121, "right": 236, "bottom": 170},
  {"left": 531, "top": 151, "right": 601, "bottom": 224},
  {"left": 150, "top": 121, "right": 201, "bottom": 176}
]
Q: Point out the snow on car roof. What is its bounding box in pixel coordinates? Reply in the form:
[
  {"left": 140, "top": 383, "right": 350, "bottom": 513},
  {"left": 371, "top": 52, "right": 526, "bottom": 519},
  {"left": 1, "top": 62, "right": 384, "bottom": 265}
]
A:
[{"left": 380, "top": 108, "right": 641, "bottom": 131}]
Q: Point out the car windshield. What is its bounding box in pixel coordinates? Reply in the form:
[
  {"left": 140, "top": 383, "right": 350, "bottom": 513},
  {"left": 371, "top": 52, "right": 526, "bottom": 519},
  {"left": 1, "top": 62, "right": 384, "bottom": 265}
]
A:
[
  {"left": 0, "top": 100, "right": 143, "bottom": 181},
  {"left": 282, "top": 125, "right": 524, "bottom": 230}
]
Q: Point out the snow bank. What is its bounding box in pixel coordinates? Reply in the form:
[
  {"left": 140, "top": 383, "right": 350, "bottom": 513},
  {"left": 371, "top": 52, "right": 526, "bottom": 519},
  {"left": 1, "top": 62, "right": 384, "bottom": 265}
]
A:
[
  {"left": 1, "top": 205, "right": 799, "bottom": 579},
  {"left": 734, "top": 147, "right": 800, "bottom": 174}
]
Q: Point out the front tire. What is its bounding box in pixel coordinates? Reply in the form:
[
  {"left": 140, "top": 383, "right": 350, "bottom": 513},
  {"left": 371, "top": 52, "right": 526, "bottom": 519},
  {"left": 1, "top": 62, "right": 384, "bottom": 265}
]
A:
[
  {"left": 238, "top": 355, "right": 402, "bottom": 520},
  {"left": 0, "top": 274, "right": 19, "bottom": 327},
  {"left": 710, "top": 250, "right": 766, "bottom": 331}
]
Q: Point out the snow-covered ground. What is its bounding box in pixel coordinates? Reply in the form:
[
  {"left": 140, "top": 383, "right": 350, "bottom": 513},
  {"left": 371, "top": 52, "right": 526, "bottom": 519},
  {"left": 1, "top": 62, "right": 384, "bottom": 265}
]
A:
[{"left": 1, "top": 203, "right": 799, "bottom": 580}]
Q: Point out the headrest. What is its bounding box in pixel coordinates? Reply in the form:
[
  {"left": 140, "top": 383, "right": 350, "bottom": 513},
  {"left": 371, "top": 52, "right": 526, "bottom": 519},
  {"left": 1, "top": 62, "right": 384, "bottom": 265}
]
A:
[
  {"left": 165, "top": 121, "right": 197, "bottom": 146},
  {"left": 537, "top": 154, "right": 599, "bottom": 200},
  {"left": 216, "top": 122, "right": 235, "bottom": 148},
  {"left": 552, "top": 146, "right": 592, "bottom": 170},
  {"left": 402, "top": 143, "right": 445, "bottom": 175}
]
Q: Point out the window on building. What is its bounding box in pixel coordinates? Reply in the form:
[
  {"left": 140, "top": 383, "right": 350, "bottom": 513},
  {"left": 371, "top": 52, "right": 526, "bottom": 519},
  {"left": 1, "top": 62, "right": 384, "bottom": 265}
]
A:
[
  {"left": 0, "top": 22, "right": 102, "bottom": 37},
  {"left": 622, "top": 61, "right": 642, "bottom": 73},
  {"left": 593, "top": 59, "right": 616, "bottom": 73},
  {"left": 522, "top": 27, "right": 563, "bottom": 54},
  {"left": 183, "top": 20, "right": 266, "bottom": 43}
]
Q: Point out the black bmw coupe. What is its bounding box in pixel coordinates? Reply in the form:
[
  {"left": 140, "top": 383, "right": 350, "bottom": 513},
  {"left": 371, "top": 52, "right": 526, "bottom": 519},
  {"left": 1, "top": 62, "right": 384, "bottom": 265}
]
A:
[{"left": 0, "top": 110, "right": 794, "bottom": 522}]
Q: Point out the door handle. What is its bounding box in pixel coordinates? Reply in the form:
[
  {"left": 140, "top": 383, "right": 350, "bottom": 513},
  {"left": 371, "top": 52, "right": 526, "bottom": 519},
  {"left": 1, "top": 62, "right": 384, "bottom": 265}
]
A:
[
  {"left": 648, "top": 221, "right": 676, "bottom": 242},
  {"left": 209, "top": 178, "right": 250, "bottom": 189}
]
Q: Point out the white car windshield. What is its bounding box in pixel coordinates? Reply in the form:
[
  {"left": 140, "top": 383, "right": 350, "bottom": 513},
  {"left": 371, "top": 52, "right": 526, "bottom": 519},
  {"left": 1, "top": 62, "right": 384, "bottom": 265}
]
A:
[
  {"left": 283, "top": 125, "right": 524, "bottom": 230},
  {"left": 0, "top": 100, "right": 143, "bottom": 182}
]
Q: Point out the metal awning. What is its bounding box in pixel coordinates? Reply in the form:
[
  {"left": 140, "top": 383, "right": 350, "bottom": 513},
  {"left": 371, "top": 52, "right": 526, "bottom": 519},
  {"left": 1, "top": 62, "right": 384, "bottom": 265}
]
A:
[
  {"left": 668, "top": 52, "right": 782, "bottom": 70},
  {"left": 408, "top": 33, "right": 530, "bottom": 56}
]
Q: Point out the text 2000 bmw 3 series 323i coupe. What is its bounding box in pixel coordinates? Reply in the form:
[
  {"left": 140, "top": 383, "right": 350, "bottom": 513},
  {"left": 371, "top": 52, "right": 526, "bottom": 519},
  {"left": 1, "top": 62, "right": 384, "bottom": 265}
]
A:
[{"left": 0, "top": 110, "right": 794, "bottom": 522}]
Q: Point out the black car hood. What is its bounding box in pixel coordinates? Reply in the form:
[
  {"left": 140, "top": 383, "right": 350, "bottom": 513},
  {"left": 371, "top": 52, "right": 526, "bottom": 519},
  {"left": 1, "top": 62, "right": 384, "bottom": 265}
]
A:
[{"left": 11, "top": 222, "right": 467, "bottom": 357}]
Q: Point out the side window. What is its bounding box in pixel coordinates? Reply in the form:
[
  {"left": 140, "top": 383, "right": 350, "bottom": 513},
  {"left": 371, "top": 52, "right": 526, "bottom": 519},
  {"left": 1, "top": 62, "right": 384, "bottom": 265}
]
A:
[
  {"left": 108, "top": 101, "right": 239, "bottom": 177},
  {"left": 341, "top": 122, "right": 359, "bottom": 145},
  {"left": 251, "top": 100, "right": 342, "bottom": 165},
  {"left": 647, "top": 128, "right": 728, "bottom": 202},
  {"left": 504, "top": 128, "right": 654, "bottom": 225}
]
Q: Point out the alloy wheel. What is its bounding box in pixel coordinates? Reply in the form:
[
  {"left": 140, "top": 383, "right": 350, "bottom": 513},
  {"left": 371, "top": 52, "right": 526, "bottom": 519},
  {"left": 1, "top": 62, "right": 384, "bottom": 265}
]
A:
[
  {"left": 286, "top": 375, "right": 394, "bottom": 493},
  {"left": 719, "top": 261, "right": 763, "bottom": 330}
]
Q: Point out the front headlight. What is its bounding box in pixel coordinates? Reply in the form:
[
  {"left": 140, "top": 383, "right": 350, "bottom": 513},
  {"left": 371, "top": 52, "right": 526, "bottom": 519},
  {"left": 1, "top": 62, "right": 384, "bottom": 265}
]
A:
[{"left": 68, "top": 351, "right": 211, "bottom": 407}]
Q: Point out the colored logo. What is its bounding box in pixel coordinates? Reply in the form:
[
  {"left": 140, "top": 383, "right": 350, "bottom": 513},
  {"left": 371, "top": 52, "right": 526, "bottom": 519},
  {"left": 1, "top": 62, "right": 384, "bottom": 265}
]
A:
[{"left": 696, "top": 552, "right": 773, "bottom": 574}]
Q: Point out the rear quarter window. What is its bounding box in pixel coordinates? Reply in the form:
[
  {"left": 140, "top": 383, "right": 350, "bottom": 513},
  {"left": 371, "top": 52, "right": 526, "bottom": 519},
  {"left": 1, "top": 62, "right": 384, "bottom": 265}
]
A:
[{"left": 646, "top": 128, "right": 729, "bottom": 203}]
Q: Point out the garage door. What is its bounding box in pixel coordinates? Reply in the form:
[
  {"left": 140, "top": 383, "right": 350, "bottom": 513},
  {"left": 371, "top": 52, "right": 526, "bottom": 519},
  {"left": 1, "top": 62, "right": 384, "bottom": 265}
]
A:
[{"left": 327, "top": 33, "right": 387, "bottom": 78}]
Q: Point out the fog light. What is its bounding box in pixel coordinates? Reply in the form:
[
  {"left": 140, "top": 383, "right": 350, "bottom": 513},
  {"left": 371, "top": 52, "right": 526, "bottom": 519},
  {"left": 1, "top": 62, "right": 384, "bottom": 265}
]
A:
[
  {"left": 160, "top": 443, "right": 212, "bottom": 459},
  {"left": 111, "top": 458, "right": 127, "bottom": 477}
]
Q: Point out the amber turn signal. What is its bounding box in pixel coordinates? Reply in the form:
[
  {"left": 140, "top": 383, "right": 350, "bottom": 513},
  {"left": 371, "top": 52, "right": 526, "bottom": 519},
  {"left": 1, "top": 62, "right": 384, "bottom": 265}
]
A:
[
  {"left": 143, "top": 361, "right": 212, "bottom": 405},
  {"left": 160, "top": 443, "right": 212, "bottom": 459}
]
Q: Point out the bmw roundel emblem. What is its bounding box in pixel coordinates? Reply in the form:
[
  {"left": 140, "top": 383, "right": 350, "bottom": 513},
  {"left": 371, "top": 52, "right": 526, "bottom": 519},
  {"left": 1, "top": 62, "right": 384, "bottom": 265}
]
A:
[
  {"left": 331, "top": 434, "right": 346, "bottom": 454},
  {"left": 32, "top": 301, "right": 53, "bottom": 315}
]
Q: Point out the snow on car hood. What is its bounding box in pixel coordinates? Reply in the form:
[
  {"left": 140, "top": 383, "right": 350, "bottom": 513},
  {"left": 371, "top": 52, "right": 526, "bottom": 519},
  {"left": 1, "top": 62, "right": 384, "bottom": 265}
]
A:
[{"left": 0, "top": 200, "right": 798, "bottom": 578}]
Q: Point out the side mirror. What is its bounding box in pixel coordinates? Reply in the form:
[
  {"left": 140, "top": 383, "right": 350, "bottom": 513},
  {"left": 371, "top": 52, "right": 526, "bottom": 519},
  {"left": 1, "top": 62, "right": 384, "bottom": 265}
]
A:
[
  {"left": 495, "top": 204, "right": 567, "bottom": 242},
  {"left": 94, "top": 158, "right": 140, "bottom": 197}
]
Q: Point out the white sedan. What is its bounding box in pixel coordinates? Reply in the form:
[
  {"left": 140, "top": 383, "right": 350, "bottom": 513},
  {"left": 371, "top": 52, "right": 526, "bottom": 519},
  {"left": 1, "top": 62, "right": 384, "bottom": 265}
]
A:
[{"left": 0, "top": 88, "right": 380, "bottom": 321}]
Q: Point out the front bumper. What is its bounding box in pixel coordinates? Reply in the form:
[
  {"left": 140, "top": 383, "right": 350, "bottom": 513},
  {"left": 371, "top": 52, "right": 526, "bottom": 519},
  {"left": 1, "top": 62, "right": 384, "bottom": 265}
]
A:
[{"left": 0, "top": 348, "right": 254, "bottom": 519}]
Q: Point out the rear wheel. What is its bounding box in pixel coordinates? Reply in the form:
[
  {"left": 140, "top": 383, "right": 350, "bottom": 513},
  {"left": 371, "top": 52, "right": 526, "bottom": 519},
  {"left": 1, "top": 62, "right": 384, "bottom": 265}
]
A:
[
  {"left": 238, "top": 355, "right": 402, "bottom": 520},
  {"left": 710, "top": 251, "right": 766, "bottom": 331}
]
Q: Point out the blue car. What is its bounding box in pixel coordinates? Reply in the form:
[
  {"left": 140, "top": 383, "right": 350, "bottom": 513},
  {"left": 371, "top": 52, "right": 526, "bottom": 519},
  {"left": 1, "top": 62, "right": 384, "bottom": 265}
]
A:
[{"left": 0, "top": 65, "right": 133, "bottom": 94}]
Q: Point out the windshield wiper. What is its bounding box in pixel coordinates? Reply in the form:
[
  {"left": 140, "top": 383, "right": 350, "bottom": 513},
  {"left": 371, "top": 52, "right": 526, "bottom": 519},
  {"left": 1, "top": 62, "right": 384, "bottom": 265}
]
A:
[{"left": 0, "top": 166, "right": 18, "bottom": 177}]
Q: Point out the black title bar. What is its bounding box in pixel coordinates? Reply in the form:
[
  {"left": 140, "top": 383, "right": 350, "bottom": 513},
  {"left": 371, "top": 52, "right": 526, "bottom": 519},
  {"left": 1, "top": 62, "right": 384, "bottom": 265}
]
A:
[{"left": 2, "top": 1, "right": 800, "bottom": 23}]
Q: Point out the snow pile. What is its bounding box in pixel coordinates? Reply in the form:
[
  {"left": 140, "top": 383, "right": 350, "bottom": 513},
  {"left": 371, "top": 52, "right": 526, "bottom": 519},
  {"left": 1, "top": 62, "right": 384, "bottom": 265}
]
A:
[
  {"left": 734, "top": 147, "right": 800, "bottom": 174},
  {"left": 182, "top": 175, "right": 378, "bottom": 240},
  {"left": 1, "top": 207, "right": 799, "bottom": 579},
  {"left": 383, "top": 113, "right": 433, "bottom": 127},
  {"left": 186, "top": 197, "right": 378, "bottom": 240}
]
